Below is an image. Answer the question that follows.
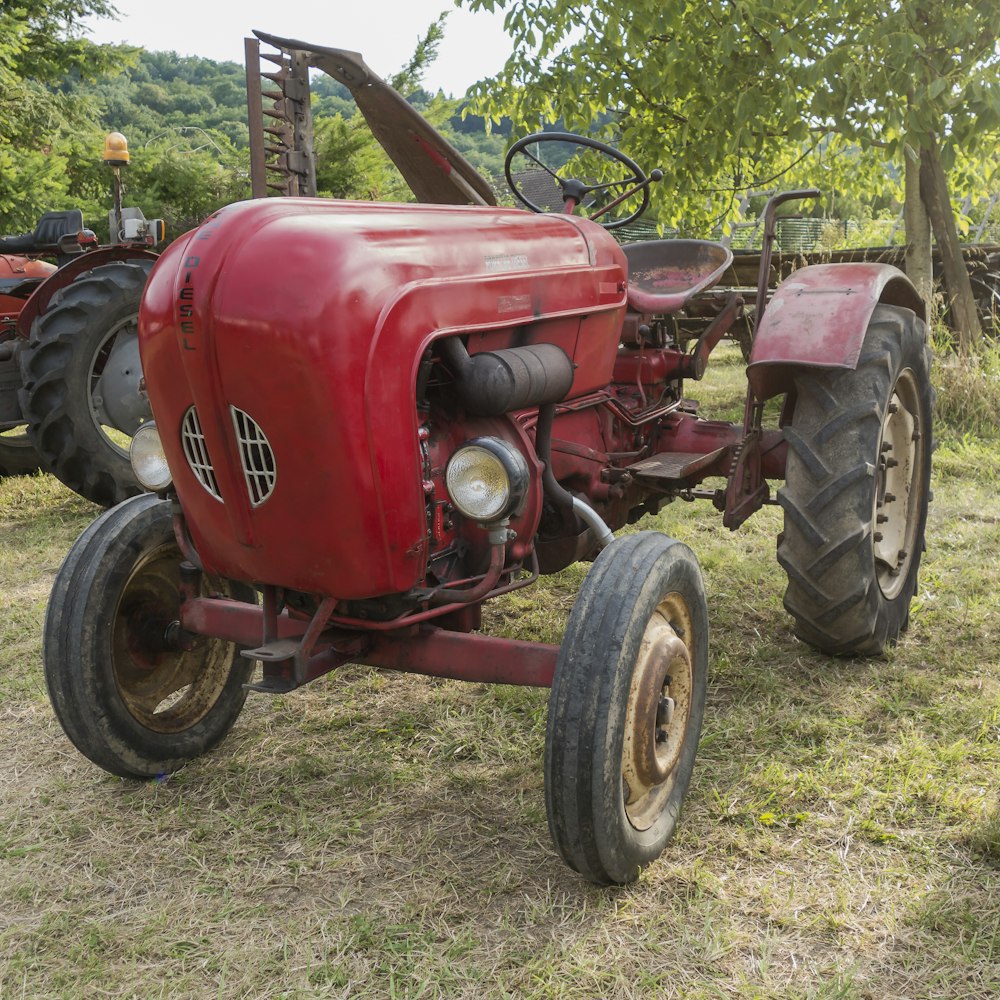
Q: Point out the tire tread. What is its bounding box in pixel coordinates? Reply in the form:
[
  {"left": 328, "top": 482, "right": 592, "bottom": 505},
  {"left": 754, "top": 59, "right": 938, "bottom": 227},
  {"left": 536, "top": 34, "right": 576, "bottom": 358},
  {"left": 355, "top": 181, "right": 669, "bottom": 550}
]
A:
[
  {"left": 19, "top": 260, "right": 154, "bottom": 506},
  {"left": 777, "top": 305, "right": 932, "bottom": 656}
]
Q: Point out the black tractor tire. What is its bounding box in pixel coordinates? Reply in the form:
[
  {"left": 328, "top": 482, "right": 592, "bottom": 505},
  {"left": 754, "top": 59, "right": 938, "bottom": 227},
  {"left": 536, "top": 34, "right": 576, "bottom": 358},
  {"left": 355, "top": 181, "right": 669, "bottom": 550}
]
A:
[
  {"left": 0, "top": 345, "right": 41, "bottom": 476},
  {"left": 545, "top": 532, "right": 708, "bottom": 885},
  {"left": 777, "top": 304, "right": 932, "bottom": 656},
  {"left": 19, "top": 260, "right": 155, "bottom": 507},
  {"left": 44, "top": 494, "right": 255, "bottom": 778},
  {"left": 0, "top": 427, "right": 42, "bottom": 477}
]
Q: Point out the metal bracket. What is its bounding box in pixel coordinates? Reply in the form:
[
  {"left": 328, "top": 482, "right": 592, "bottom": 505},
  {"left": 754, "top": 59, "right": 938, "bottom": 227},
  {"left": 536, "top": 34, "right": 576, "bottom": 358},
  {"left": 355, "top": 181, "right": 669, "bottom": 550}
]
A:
[
  {"left": 721, "top": 428, "right": 769, "bottom": 529},
  {"left": 242, "top": 593, "right": 337, "bottom": 692},
  {"left": 245, "top": 37, "right": 317, "bottom": 198}
]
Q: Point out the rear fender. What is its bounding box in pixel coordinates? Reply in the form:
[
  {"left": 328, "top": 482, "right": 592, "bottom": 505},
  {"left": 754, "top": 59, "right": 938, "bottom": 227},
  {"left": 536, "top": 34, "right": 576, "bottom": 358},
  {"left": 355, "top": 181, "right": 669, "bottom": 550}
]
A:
[
  {"left": 16, "top": 246, "right": 159, "bottom": 338},
  {"left": 747, "top": 263, "right": 924, "bottom": 400}
]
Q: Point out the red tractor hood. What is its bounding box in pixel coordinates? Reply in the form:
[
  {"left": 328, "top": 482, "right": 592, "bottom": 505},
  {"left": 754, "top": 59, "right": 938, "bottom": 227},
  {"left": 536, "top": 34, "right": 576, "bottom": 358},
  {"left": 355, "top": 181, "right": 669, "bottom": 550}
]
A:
[{"left": 140, "top": 197, "right": 627, "bottom": 600}]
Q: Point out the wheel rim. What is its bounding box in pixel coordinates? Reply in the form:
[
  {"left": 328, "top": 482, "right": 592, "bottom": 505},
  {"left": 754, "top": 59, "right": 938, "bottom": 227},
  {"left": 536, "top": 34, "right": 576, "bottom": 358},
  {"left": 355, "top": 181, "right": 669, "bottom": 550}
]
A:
[
  {"left": 111, "top": 540, "right": 237, "bottom": 733},
  {"left": 622, "top": 592, "right": 695, "bottom": 831},
  {"left": 88, "top": 315, "right": 149, "bottom": 458},
  {"left": 873, "top": 368, "right": 925, "bottom": 599}
]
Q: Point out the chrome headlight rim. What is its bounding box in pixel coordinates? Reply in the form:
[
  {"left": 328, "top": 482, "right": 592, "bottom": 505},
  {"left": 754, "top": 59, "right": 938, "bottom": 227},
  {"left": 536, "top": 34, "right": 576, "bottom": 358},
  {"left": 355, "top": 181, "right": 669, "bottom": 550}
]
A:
[
  {"left": 129, "top": 421, "right": 173, "bottom": 493},
  {"left": 445, "top": 436, "right": 530, "bottom": 525}
]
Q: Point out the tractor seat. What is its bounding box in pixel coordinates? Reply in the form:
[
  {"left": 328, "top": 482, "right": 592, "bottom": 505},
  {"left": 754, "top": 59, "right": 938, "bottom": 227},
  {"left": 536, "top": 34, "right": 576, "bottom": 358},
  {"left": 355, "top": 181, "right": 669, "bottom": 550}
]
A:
[
  {"left": 623, "top": 239, "right": 733, "bottom": 315},
  {"left": 0, "top": 209, "right": 85, "bottom": 256}
]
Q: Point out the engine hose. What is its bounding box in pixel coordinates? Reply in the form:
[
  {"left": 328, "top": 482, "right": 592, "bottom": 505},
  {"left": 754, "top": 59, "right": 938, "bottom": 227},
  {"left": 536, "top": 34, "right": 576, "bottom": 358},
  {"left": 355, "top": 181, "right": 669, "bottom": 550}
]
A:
[
  {"left": 171, "top": 502, "right": 204, "bottom": 571},
  {"left": 535, "top": 403, "right": 614, "bottom": 550},
  {"left": 427, "top": 541, "right": 506, "bottom": 605},
  {"left": 571, "top": 496, "right": 615, "bottom": 549}
]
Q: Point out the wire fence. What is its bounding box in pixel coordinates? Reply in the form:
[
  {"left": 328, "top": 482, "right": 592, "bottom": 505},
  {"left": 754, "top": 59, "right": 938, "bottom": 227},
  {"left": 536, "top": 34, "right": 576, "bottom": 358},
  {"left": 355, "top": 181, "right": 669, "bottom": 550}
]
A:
[{"left": 615, "top": 217, "right": 1000, "bottom": 250}]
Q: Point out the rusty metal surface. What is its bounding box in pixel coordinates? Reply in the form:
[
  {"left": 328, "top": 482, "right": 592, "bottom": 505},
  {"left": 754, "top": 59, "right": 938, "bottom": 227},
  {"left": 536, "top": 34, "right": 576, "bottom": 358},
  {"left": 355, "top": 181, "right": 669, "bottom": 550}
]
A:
[
  {"left": 113, "top": 547, "right": 241, "bottom": 733},
  {"left": 753, "top": 190, "right": 821, "bottom": 327},
  {"left": 722, "top": 429, "right": 769, "bottom": 529},
  {"left": 245, "top": 37, "right": 317, "bottom": 197},
  {"left": 360, "top": 628, "right": 558, "bottom": 687},
  {"left": 727, "top": 241, "right": 1000, "bottom": 290},
  {"left": 623, "top": 240, "right": 733, "bottom": 314},
  {"left": 244, "top": 38, "right": 269, "bottom": 198},
  {"left": 622, "top": 593, "right": 694, "bottom": 831},
  {"left": 747, "top": 262, "right": 925, "bottom": 400},
  {"left": 627, "top": 448, "right": 728, "bottom": 483},
  {"left": 873, "top": 370, "right": 924, "bottom": 599},
  {"left": 687, "top": 291, "right": 744, "bottom": 378},
  {"left": 253, "top": 30, "right": 496, "bottom": 207},
  {"left": 181, "top": 593, "right": 558, "bottom": 689}
]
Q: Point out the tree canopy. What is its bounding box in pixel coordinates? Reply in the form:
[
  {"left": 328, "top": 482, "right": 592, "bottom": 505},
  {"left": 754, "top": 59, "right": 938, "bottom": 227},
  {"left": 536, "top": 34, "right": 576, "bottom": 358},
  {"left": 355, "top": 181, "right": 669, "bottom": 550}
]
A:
[
  {"left": 461, "top": 0, "right": 1000, "bottom": 345},
  {"left": 462, "top": 0, "right": 998, "bottom": 225},
  {"left": 0, "top": 1, "right": 132, "bottom": 227},
  {"left": 0, "top": 9, "right": 510, "bottom": 237},
  {"left": 0, "top": 1, "right": 121, "bottom": 85},
  {"left": 4, "top": 0, "right": 999, "bottom": 347}
]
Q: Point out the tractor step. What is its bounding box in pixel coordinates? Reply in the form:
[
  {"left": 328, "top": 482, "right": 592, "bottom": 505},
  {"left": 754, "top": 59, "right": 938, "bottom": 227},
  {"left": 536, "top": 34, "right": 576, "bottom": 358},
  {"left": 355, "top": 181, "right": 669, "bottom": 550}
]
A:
[
  {"left": 240, "top": 636, "right": 302, "bottom": 663},
  {"left": 241, "top": 636, "right": 301, "bottom": 693},
  {"left": 243, "top": 674, "right": 298, "bottom": 695},
  {"left": 627, "top": 447, "right": 726, "bottom": 483}
]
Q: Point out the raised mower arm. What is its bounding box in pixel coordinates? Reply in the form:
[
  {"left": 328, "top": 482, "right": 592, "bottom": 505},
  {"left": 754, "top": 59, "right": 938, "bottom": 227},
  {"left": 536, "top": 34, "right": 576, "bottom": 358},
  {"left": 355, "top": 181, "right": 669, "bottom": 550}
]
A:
[{"left": 247, "top": 30, "right": 497, "bottom": 206}]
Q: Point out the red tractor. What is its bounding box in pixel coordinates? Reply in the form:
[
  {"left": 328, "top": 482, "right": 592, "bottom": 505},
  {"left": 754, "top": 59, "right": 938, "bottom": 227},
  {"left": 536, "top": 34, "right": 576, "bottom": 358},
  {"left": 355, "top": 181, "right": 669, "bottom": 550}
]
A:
[
  {"left": 43, "top": 44, "right": 931, "bottom": 885},
  {"left": 0, "top": 132, "right": 163, "bottom": 506}
]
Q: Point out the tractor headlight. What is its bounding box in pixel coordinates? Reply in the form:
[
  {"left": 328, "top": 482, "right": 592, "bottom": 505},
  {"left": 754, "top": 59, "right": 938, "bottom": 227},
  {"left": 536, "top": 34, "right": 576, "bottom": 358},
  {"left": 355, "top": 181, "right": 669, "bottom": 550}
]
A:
[
  {"left": 445, "top": 437, "right": 529, "bottom": 524},
  {"left": 130, "top": 422, "right": 172, "bottom": 492}
]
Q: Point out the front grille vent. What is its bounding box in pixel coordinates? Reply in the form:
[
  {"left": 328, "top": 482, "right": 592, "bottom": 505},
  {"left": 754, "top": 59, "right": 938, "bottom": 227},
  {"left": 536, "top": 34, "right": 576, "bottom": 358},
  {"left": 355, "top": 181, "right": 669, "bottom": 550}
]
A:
[
  {"left": 231, "top": 406, "right": 276, "bottom": 506},
  {"left": 181, "top": 406, "right": 222, "bottom": 501}
]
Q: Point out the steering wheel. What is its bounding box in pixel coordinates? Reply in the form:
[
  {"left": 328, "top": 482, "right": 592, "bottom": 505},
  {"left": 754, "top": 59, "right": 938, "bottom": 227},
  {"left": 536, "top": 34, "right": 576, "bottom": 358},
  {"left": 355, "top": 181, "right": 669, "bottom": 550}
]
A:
[{"left": 504, "top": 131, "right": 660, "bottom": 230}]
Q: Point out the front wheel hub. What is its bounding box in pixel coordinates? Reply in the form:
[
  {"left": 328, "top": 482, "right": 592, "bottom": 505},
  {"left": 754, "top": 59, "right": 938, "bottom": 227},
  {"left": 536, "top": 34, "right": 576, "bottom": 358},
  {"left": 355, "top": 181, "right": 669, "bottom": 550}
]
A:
[{"left": 622, "top": 593, "right": 694, "bottom": 831}]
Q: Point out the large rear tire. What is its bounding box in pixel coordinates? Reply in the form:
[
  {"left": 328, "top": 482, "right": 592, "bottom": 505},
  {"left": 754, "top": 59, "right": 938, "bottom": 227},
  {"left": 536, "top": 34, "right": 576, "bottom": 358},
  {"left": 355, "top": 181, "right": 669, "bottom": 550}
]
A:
[
  {"left": 545, "top": 532, "right": 708, "bottom": 885},
  {"left": 0, "top": 426, "right": 41, "bottom": 477},
  {"left": 0, "top": 345, "right": 41, "bottom": 476},
  {"left": 44, "top": 494, "right": 255, "bottom": 778},
  {"left": 777, "top": 304, "right": 932, "bottom": 656},
  {"left": 19, "top": 260, "right": 155, "bottom": 507}
]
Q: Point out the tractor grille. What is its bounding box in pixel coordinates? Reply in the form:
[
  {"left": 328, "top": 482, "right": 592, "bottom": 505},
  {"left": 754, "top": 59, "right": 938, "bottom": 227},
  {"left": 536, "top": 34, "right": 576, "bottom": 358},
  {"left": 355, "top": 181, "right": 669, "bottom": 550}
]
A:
[
  {"left": 231, "top": 406, "right": 276, "bottom": 506},
  {"left": 181, "top": 406, "right": 222, "bottom": 501}
]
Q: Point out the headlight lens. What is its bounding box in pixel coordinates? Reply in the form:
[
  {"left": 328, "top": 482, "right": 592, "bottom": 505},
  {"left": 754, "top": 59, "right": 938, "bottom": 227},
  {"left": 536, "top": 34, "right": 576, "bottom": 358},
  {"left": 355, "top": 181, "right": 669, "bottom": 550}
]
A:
[
  {"left": 446, "top": 437, "right": 529, "bottom": 523},
  {"left": 130, "top": 422, "right": 172, "bottom": 492}
]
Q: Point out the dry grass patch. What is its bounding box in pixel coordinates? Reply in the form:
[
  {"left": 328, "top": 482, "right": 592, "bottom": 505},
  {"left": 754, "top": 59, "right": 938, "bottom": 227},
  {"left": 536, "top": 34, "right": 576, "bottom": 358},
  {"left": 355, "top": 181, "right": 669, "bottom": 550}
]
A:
[
  {"left": 1, "top": 357, "right": 998, "bottom": 998},
  {"left": 932, "top": 342, "right": 1000, "bottom": 439}
]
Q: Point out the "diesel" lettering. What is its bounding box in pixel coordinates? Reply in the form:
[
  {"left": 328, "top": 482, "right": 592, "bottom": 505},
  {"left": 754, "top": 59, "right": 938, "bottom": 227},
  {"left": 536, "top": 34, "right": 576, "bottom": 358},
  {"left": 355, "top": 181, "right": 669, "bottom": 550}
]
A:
[{"left": 177, "top": 255, "right": 200, "bottom": 351}]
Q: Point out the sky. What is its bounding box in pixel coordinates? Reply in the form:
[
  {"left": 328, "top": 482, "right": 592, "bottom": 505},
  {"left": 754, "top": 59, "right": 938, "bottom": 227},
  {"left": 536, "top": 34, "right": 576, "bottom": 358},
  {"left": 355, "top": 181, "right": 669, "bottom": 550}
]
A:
[{"left": 82, "top": 0, "right": 514, "bottom": 97}]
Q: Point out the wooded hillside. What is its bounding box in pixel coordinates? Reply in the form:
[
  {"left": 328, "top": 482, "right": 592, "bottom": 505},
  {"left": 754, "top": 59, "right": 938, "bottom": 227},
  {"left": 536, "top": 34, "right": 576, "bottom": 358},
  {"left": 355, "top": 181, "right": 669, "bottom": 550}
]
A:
[{"left": 1, "top": 47, "right": 509, "bottom": 241}]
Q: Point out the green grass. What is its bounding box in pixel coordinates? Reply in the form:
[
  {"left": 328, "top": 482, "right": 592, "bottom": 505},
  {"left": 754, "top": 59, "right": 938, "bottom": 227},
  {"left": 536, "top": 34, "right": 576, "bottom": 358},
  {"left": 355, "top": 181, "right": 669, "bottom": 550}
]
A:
[
  {"left": 931, "top": 335, "right": 1000, "bottom": 441},
  {"left": 1, "top": 348, "right": 998, "bottom": 999}
]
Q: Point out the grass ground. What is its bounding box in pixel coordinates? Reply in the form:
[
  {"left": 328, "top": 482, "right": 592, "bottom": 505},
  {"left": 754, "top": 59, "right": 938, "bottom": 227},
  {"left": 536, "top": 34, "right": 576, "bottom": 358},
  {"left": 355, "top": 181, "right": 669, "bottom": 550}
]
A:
[{"left": 1, "top": 349, "right": 997, "bottom": 999}]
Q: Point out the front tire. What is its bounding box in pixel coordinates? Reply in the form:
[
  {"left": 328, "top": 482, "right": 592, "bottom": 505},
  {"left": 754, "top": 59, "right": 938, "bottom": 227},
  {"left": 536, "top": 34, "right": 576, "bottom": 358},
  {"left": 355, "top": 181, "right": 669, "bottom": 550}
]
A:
[
  {"left": 19, "top": 260, "right": 155, "bottom": 507},
  {"left": 777, "top": 304, "right": 932, "bottom": 655},
  {"left": 545, "top": 532, "right": 708, "bottom": 885},
  {"left": 44, "top": 494, "right": 255, "bottom": 778}
]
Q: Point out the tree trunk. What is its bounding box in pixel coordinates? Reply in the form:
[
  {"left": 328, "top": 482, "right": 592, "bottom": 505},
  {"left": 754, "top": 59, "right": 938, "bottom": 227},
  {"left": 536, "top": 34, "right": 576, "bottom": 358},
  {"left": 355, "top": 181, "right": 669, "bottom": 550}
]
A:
[
  {"left": 919, "top": 137, "right": 979, "bottom": 354},
  {"left": 903, "top": 142, "right": 933, "bottom": 317}
]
